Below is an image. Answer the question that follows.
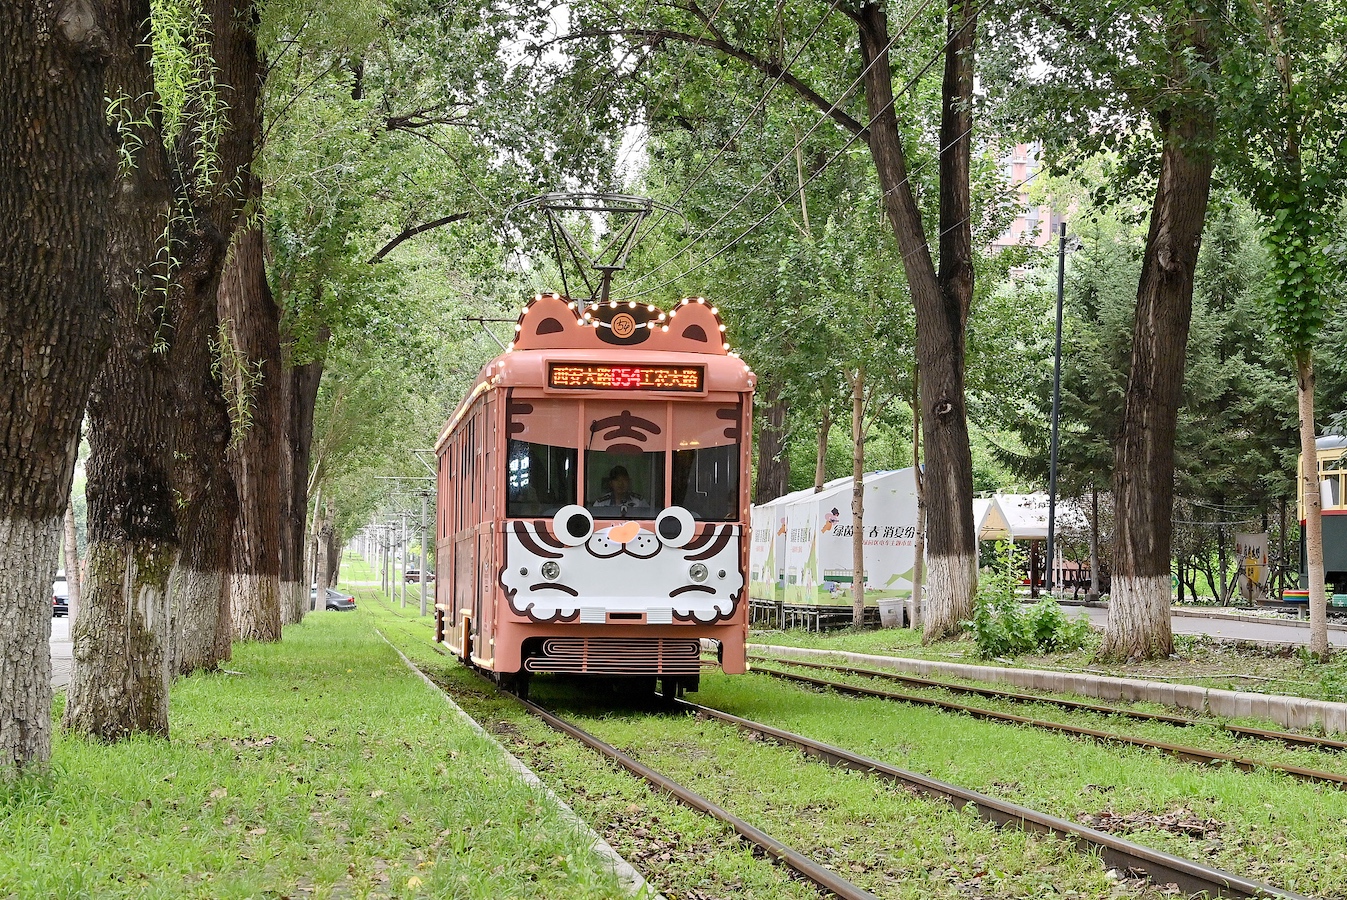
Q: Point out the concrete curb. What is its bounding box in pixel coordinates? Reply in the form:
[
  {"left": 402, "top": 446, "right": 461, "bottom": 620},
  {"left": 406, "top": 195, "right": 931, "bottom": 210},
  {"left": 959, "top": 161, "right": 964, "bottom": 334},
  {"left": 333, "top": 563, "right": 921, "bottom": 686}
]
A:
[
  {"left": 752, "top": 643, "right": 1347, "bottom": 736},
  {"left": 378, "top": 631, "right": 662, "bottom": 900}
]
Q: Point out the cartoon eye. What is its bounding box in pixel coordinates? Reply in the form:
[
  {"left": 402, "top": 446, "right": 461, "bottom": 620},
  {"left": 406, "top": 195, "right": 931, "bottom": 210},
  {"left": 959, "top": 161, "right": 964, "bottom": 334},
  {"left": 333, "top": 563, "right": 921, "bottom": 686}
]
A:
[
  {"left": 655, "top": 507, "right": 696, "bottom": 547},
  {"left": 552, "top": 505, "right": 593, "bottom": 546}
]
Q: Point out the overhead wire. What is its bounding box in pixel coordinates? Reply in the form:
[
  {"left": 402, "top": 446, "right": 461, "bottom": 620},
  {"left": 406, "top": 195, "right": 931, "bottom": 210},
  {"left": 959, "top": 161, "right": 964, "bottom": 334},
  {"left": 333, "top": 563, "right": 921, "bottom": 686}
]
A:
[
  {"left": 630, "top": 0, "right": 846, "bottom": 247},
  {"left": 617, "top": 0, "right": 948, "bottom": 296},
  {"left": 615, "top": 0, "right": 983, "bottom": 300}
]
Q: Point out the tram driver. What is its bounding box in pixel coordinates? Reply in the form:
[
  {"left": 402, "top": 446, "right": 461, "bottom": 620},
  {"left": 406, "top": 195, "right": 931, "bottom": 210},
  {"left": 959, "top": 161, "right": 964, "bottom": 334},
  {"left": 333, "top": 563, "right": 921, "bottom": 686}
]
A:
[{"left": 590, "top": 465, "right": 649, "bottom": 517}]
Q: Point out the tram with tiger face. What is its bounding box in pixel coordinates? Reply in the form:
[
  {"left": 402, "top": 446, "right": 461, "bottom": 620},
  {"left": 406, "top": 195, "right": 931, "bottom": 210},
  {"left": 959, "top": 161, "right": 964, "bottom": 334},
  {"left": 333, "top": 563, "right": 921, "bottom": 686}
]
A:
[{"left": 433, "top": 293, "right": 755, "bottom": 694}]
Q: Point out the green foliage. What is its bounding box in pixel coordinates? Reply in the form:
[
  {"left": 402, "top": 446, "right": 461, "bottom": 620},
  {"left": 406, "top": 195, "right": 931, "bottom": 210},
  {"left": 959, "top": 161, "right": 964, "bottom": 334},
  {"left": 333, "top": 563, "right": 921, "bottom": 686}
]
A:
[
  {"left": 967, "top": 543, "right": 1091, "bottom": 658},
  {"left": 1217, "top": 0, "right": 1347, "bottom": 359}
]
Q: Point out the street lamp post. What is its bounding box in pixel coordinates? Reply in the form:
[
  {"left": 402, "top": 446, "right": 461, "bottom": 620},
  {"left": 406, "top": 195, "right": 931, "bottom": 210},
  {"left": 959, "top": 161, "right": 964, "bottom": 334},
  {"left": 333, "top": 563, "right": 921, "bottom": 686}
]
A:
[{"left": 1046, "top": 221, "right": 1067, "bottom": 595}]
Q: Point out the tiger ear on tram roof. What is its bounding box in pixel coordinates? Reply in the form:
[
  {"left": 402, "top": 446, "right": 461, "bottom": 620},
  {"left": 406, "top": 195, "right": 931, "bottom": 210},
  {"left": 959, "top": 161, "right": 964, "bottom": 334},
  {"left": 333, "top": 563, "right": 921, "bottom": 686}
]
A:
[
  {"left": 647, "top": 301, "right": 727, "bottom": 356},
  {"left": 512, "top": 294, "right": 595, "bottom": 351}
]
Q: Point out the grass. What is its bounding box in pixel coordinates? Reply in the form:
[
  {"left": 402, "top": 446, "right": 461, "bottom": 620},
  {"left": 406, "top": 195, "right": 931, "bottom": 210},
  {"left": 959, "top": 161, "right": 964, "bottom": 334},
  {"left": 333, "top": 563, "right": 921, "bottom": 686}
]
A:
[
  {"left": 0, "top": 562, "right": 631, "bottom": 900},
  {"left": 363, "top": 584, "right": 1171, "bottom": 898},
  {"left": 753, "top": 623, "right": 1347, "bottom": 702},
  {"left": 366, "top": 576, "right": 1347, "bottom": 898},
  {"left": 687, "top": 673, "right": 1347, "bottom": 897}
]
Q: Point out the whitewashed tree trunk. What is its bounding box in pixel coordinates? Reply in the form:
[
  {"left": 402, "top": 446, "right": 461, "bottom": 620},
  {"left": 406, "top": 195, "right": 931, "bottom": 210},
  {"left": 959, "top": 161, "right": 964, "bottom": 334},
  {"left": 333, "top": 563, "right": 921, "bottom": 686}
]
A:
[
  {"left": 910, "top": 384, "right": 925, "bottom": 630},
  {"left": 64, "top": 503, "right": 82, "bottom": 620},
  {"left": 851, "top": 368, "right": 866, "bottom": 627},
  {"left": 65, "top": 542, "right": 173, "bottom": 739},
  {"left": 1297, "top": 354, "right": 1328, "bottom": 657},
  {"left": 0, "top": 518, "right": 61, "bottom": 770}
]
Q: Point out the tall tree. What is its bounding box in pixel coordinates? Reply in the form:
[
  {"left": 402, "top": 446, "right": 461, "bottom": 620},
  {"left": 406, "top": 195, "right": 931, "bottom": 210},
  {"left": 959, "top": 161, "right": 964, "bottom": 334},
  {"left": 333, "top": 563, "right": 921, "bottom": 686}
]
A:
[
  {"left": 564, "top": 0, "right": 984, "bottom": 637},
  {"left": 220, "top": 224, "right": 285, "bottom": 641},
  {"left": 65, "top": 0, "right": 177, "bottom": 740},
  {"left": 1222, "top": 0, "right": 1347, "bottom": 658},
  {"left": 995, "top": 1, "right": 1227, "bottom": 658},
  {"left": 161, "top": 0, "right": 258, "bottom": 671},
  {"left": 0, "top": 0, "right": 116, "bottom": 770}
]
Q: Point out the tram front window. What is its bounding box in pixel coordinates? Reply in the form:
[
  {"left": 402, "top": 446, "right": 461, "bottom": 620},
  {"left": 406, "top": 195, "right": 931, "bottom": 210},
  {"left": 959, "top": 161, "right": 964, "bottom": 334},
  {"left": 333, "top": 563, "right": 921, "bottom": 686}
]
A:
[
  {"left": 506, "top": 440, "right": 577, "bottom": 517},
  {"left": 586, "top": 451, "right": 665, "bottom": 518},
  {"left": 672, "top": 445, "right": 740, "bottom": 522}
]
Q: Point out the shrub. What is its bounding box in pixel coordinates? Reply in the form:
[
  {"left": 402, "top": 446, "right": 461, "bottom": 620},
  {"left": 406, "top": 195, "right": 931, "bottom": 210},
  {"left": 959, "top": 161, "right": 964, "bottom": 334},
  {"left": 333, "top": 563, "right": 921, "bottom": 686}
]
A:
[{"left": 966, "top": 542, "right": 1093, "bottom": 658}]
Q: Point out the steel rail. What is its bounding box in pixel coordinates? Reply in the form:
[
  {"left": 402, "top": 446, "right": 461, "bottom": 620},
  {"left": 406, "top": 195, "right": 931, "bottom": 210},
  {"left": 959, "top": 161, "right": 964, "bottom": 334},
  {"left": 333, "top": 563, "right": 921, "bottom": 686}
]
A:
[
  {"left": 753, "top": 665, "right": 1347, "bottom": 790},
  {"left": 512, "top": 693, "right": 881, "bottom": 900},
  {"left": 675, "top": 699, "right": 1309, "bottom": 900},
  {"left": 754, "top": 655, "right": 1347, "bottom": 753}
]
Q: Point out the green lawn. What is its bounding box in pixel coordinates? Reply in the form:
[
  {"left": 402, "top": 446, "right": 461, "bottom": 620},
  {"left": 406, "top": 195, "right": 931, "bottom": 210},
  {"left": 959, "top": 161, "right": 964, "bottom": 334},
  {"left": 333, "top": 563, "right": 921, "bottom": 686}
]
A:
[{"left": 1, "top": 564, "right": 629, "bottom": 900}]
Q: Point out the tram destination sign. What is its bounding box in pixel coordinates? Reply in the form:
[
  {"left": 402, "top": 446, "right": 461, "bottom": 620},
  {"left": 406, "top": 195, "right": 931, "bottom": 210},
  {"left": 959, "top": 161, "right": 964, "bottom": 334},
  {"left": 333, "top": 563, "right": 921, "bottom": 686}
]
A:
[{"left": 547, "top": 362, "right": 705, "bottom": 393}]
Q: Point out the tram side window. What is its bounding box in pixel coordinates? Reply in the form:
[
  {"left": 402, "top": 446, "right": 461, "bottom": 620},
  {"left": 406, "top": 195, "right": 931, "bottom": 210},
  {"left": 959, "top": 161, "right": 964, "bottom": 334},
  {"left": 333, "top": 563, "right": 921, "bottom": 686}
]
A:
[
  {"left": 671, "top": 445, "right": 740, "bottom": 522},
  {"left": 506, "top": 440, "right": 577, "bottom": 517}
]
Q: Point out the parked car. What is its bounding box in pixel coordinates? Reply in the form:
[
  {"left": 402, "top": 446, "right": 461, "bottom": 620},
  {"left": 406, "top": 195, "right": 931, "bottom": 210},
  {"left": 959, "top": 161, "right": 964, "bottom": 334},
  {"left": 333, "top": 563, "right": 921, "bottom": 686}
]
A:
[
  {"left": 52, "top": 576, "right": 69, "bottom": 617},
  {"left": 403, "top": 569, "right": 435, "bottom": 584},
  {"left": 311, "top": 586, "right": 356, "bottom": 612}
]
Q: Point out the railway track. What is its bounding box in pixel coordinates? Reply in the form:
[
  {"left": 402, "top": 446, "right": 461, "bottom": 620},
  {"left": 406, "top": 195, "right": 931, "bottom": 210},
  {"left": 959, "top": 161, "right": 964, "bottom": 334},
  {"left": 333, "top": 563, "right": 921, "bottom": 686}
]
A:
[
  {"left": 752, "top": 655, "right": 1347, "bottom": 752},
  {"left": 505, "top": 684, "right": 1310, "bottom": 899},
  {"left": 670, "top": 696, "right": 1308, "bottom": 900},
  {"left": 751, "top": 662, "right": 1347, "bottom": 789}
]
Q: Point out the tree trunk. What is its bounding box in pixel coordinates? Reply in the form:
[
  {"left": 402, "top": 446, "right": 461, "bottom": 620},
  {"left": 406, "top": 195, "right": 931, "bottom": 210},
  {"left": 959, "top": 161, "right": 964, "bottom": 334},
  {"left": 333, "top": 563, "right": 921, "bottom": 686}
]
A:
[
  {"left": 1086, "top": 486, "right": 1100, "bottom": 603},
  {"left": 316, "top": 513, "right": 334, "bottom": 599},
  {"left": 1102, "top": 106, "right": 1215, "bottom": 660},
  {"left": 0, "top": 0, "right": 116, "bottom": 773},
  {"left": 164, "top": 212, "right": 236, "bottom": 676},
  {"left": 64, "top": 504, "right": 83, "bottom": 621},
  {"left": 851, "top": 368, "right": 866, "bottom": 627},
  {"left": 856, "top": 3, "right": 978, "bottom": 643},
  {"left": 327, "top": 534, "right": 341, "bottom": 588},
  {"left": 754, "top": 382, "right": 790, "bottom": 503},
  {"left": 911, "top": 382, "right": 925, "bottom": 630},
  {"left": 814, "top": 405, "right": 831, "bottom": 491},
  {"left": 219, "top": 225, "right": 283, "bottom": 642},
  {"left": 167, "top": 0, "right": 260, "bottom": 671},
  {"left": 279, "top": 336, "right": 325, "bottom": 624},
  {"left": 1297, "top": 353, "right": 1328, "bottom": 657},
  {"left": 1217, "top": 520, "right": 1229, "bottom": 603},
  {"left": 66, "top": 0, "right": 177, "bottom": 742}
]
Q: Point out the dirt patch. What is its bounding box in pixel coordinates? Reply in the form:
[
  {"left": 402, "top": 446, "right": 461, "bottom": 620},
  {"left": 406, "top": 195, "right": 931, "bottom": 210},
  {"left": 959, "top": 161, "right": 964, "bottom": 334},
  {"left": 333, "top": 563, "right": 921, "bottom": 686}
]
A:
[{"left": 1078, "top": 807, "right": 1225, "bottom": 839}]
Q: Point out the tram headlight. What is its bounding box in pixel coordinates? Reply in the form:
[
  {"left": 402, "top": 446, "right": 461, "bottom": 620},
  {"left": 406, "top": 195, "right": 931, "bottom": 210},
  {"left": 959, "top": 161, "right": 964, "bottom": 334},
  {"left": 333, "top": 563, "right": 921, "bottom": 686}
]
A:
[
  {"left": 688, "top": 563, "right": 709, "bottom": 583},
  {"left": 541, "top": 561, "right": 561, "bottom": 581}
]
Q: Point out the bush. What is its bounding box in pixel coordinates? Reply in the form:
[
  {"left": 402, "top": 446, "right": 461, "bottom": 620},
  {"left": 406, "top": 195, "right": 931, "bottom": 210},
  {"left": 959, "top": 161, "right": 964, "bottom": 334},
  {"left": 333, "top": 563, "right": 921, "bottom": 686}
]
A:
[{"left": 966, "top": 542, "right": 1093, "bottom": 658}]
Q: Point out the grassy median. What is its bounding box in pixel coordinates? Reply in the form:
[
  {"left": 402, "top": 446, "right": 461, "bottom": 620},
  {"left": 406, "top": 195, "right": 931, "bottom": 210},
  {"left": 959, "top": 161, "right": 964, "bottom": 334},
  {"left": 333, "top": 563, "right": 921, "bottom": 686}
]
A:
[{"left": 1, "top": 571, "right": 629, "bottom": 900}]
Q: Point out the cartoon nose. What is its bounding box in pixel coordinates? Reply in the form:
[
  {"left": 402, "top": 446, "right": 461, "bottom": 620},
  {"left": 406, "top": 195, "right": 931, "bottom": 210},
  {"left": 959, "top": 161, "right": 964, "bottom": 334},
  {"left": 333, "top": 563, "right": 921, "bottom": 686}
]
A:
[{"left": 608, "top": 521, "right": 641, "bottom": 544}]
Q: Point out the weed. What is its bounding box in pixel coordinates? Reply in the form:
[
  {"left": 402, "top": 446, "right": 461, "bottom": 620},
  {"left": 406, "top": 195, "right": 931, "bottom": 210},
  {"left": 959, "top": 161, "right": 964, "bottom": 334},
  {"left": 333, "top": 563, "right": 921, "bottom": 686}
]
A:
[{"left": 967, "top": 543, "right": 1092, "bottom": 658}]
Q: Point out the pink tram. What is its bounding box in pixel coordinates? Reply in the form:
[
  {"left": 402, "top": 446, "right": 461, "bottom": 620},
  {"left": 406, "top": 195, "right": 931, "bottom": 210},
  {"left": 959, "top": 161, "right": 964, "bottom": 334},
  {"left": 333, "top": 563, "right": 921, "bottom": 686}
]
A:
[{"left": 433, "top": 293, "right": 755, "bottom": 695}]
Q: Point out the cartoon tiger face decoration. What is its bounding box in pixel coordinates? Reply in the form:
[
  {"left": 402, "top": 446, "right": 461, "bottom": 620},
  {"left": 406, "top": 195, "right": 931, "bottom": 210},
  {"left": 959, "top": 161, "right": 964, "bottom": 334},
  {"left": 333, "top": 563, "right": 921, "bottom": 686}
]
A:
[{"left": 499, "top": 505, "right": 743, "bottom": 624}]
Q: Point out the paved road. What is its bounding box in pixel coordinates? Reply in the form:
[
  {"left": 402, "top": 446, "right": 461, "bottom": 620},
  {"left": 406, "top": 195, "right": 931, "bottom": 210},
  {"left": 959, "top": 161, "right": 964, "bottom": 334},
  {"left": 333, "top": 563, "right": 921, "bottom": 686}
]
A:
[
  {"left": 51, "top": 616, "right": 71, "bottom": 689},
  {"left": 1072, "top": 604, "right": 1347, "bottom": 648}
]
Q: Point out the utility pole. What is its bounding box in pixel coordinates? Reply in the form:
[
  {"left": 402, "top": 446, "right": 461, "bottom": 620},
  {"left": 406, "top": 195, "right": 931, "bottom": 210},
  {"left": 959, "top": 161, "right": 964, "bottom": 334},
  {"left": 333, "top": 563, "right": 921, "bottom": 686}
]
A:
[
  {"left": 1046, "top": 221, "right": 1067, "bottom": 595},
  {"left": 419, "top": 492, "right": 429, "bottom": 616},
  {"left": 400, "top": 512, "right": 408, "bottom": 608}
]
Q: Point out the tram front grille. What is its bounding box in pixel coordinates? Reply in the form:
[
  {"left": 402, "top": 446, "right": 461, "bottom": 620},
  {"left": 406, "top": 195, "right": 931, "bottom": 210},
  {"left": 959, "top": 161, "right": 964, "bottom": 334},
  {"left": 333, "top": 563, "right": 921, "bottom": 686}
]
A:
[{"left": 523, "top": 637, "right": 702, "bottom": 675}]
